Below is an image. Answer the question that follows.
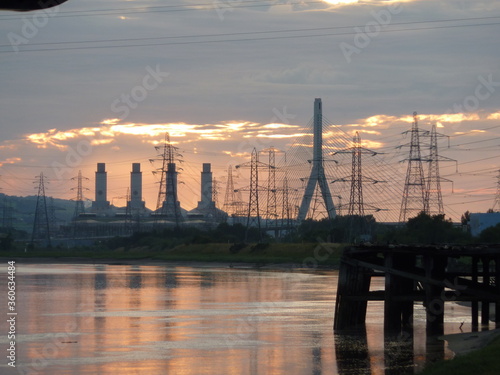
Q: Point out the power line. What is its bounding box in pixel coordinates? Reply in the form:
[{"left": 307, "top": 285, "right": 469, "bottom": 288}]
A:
[
  {"left": 3, "top": 14, "right": 500, "bottom": 49},
  {"left": 3, "top": 18, "right": 500, "bottom": 54},
  {"left": 446, "top": 197, "right": 496, "bottom": 206},
  {"left": 449, "top": 124, "right": 500, "bottom": 137},
  {"left": 0, "top": 0, "right": 328, "bottom": 20},
  {"left": 451, "top": 136, "right": 500, "bottom": 147}
]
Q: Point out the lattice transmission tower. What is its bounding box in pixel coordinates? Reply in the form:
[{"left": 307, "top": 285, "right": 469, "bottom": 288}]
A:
[
  {"left": 399, "top": 112, "right": 427, "bottom": 222},
  {"left": 71, "top": 170, "right": 89, "bottom": 220},
  {"left": 235, "top": 148, "right": 270, "bottom": 240},
  {"left": 280, "top": 172, "right": 293, "bottom": 231},
  {"left": 150, "top": 133, "right": 183, "bottom": 226},
  {"left": 332, "top": 132, "right": 384, "bottom": 216},
  {"left": 262, "top": 147, "right": 280, "bottom": 228},
  {"left": 222, "top": 165, "right": 245, "bottom": 220},
  {"left": 222, "top": 165, "right": 236, "bottom": 216},
  {"left": 31, "top": 173, "right": 51, "bottom": 247},
  {"left": 212, "top": 177, "right": 219, "bottom": 209},
  {"left": 424, "top": 124, "right": 455, "bottom": 216},
  {"left": 492, "top": 170, "right": 500, "bottom": 212}
]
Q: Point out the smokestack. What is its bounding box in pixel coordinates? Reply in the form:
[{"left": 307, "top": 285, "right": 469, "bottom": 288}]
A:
[
  {"left": 92, "top": 162, "right": 110, "bottom": 211},
  {"left": 129, "top": 163, "right": 145, "bottom": 210},
  {"left": 166, "top": 162, "right": 178, "bottom": 204},
  {"left": 200, "top": 163, "right": 213, "bottom": 208},
  {"left": 161, "top": 162, "right": 183, "bottom": 219}
]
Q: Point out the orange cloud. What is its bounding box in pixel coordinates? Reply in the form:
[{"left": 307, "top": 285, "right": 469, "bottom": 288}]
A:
[
  {"left": 0, "top": 157, "right": 21, "bottom": 167},
  {"left": 487, "top": 112, "right": 500, "bottom": 120},
  {"left": 24, "top": 119, "right": 300, "bottom": 149}
]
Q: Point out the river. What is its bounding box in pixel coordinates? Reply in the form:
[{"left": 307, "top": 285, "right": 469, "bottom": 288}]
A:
[{"left": 0, "top": 262, "right": 475, "bottom": 374}]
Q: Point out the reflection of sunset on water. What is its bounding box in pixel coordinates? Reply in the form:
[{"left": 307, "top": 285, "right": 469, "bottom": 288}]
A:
[{"left": 6, "top": 263, "right": 471, "bottom": 374}]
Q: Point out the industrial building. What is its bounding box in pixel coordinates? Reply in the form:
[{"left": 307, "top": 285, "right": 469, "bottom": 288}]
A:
[
  {"left": 188, "top": 163, "right": 227, "bottom": 221},
  {"left": 66, "top": 161, "right": 228, "bottom": 240}
]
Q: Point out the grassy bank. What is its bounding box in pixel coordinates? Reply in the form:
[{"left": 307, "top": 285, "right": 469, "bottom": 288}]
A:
[
  {"left": 2, "top": 242, "right": 344, "bottom": 266},
  {"left": 420, "top": 336, "right": 500, "bottom": 375}
]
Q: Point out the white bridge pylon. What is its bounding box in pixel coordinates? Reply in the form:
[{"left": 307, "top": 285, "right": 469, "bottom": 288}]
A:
[{"left": 296, "top": 98, "right": 337, "bottom": 222}]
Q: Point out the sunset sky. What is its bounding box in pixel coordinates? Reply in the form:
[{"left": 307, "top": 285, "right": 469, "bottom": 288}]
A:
[{"left": 1, "top": 0, "right": 500, "bottom": 222}]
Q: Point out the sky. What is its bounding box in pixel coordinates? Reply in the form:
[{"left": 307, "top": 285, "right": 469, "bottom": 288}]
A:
[{"left": 0, "top": 0, "right": 500, "bottom": 222}]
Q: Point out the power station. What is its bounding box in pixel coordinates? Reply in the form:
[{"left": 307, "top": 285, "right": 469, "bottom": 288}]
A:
[
  {"left": 18, "top": 98, "right": 457, "bottom": 245},
  {"left": 67, "top": 98, "right": 339, "bottom": 240}
]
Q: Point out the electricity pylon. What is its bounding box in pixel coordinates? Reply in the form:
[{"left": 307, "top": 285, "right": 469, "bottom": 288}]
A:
[
  {"left": 235, "top": 148, "right": 271, "bottom": 241},
  {"left": 399, "top": 112, "right": 427, "bottom": 222},
  {"left": 424, "top": 124, "right": 456, "bottom": 216},
  {"left": 31, "top": 173, "right": 51, "bottom": 247}
]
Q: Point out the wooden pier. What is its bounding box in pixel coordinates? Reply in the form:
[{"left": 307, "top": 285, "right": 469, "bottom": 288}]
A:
[{"left": 334, "top": 244, "right": 500, "bottom": 335}]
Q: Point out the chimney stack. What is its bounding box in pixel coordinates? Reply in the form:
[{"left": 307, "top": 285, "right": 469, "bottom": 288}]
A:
[
  {"left": 92, "top": 162, "right": 110, "bottom": 212},
  {"left": 199, "top": 163, "right": 214, "bottom": 209},
  {"left": 129, "top": 163, "right": 145, "bottom": 210}
]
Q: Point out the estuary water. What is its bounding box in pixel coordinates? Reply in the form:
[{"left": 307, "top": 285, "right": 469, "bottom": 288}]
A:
[{"left": 0, "top": 262, "right": 473, "bottom": 375}]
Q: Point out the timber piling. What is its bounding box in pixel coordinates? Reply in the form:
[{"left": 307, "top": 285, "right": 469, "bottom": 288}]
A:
[{"left": 334, "top": 244, "right": 500, "bottom": 336}]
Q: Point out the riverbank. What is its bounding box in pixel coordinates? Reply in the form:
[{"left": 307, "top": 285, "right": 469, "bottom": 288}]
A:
[
  {"left": 420, "top": 329, "right": 500, "bottom": 375},
  {"left": 1, "top": 242, "right": 344, "bottom": 268}
]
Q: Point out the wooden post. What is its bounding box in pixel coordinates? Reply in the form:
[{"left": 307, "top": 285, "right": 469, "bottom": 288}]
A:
[
  {"left": 334, "top": 254, "right": 371, "bottom": 331},
  {"left": 496, "top": 256, "right": 500, "bottom": 328},
  {"left": 424, "top": 254, "right": 446, "bottom": 336},
  {"left": 385, "top": 250, "right": 402, "bottom": 334},
  {"left": 471, "top": 256, "right": 479, "bottom": 331},
  {"left": 482, "top": 257, "right": 490, "bottom": 327},
  {"left": 334, "top": 259, "right": 351, "bottom": 331},
  {"left": 399, "top": 254, "right": 415, "bottom": 331}
]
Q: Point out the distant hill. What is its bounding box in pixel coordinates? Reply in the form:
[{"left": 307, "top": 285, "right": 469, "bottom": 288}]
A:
[{"left": 0, "top": 193, "right": 78, "bottom": 235}]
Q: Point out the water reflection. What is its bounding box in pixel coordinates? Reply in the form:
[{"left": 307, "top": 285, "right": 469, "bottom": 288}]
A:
[
  {"left": 128, "top": 265, "right": 142, "bottom": 289},
  {"left": 94, "top": 265, "right": 107, "bottom": 290},
  {"left": 384, "top": 331, "right": 415, "bottom": 375},
  {"left": 2, "top": 264, "right": 465, "bottom": 375},
  {"left": 335, "top": 330, "right": 371, "bottom": 375},
  {"left": 311, "top": 332, "right": 322, "bottom": 375}
]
